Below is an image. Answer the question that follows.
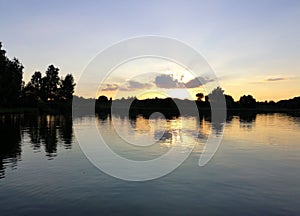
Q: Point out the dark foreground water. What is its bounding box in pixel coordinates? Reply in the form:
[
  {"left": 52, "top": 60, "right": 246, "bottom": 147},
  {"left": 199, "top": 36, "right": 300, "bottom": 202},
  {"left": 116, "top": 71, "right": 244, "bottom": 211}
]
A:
[{"left": 0, "top": 113, "right": 300, "bottom": 215}]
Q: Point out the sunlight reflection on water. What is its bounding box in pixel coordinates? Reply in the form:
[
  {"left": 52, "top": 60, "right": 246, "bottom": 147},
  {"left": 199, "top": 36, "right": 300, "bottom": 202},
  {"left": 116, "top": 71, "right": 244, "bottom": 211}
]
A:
[{"left": 0, "top": 113, "right": 300, "bottom": 215}]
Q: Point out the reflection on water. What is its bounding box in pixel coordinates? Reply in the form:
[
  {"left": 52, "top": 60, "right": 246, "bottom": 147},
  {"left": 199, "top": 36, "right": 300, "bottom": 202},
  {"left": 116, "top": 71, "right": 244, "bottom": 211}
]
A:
[
  {"left": 1, "top": 112, "right": 300, "bottom": 215},
  {"left": 96, "top": 114, "right": 191, "bottom": 161},
  {"left": 2, "top": 112, "right": 299, "bottom": 178},
  {"left": 0, "top": 116, "right": 22, "bottom": 179},
  {"left": 0, "top": 115, "right": 73, "bottom": 178},
  {"left": 238, "top": 112, "right": 257, "bottom": 129},
  {"left": 0, "top": 112, "right": 226, "bottom": 177}
]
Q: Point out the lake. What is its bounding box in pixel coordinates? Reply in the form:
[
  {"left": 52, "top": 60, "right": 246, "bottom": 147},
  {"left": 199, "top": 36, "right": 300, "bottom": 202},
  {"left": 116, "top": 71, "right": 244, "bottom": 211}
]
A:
[{"left": 0, "top": 113, "right": 300, "bottom": 215}]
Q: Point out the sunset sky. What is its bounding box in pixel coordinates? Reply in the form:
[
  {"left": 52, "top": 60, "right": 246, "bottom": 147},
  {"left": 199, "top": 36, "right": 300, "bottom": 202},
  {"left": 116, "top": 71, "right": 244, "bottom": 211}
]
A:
[{"left": 1, "top": 0, "right": 300, "bottom": 101}]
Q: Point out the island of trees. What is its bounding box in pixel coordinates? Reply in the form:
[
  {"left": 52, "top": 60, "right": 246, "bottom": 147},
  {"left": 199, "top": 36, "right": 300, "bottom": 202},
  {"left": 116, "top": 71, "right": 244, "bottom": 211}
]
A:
[
  {"left": 0, "top": 42, "right": 75, "bottom": 113},
  {"left": 95, "top": 87, "right": 300, "bottom": 117}
]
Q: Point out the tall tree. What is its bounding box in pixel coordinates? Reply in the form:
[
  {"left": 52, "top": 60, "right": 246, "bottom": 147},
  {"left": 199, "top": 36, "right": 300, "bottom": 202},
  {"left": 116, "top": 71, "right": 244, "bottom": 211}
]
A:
[
  {"left": 41, "top": 65, "right": 60, "bottom": 101},
  {"left": 0, "top": 42, "right": 23, "bottom": 107},
  {"left": 26, "top": 71, "right": 42, "bottom": 99},
  {"left": 22, "top": 71, "right": 43, "bottom": 104},
  {"left": 30, "top": 71, "right": 42, "bottom": 91},
  {"left": 59, "top": 74, "right": 75, "bottom": 101}
]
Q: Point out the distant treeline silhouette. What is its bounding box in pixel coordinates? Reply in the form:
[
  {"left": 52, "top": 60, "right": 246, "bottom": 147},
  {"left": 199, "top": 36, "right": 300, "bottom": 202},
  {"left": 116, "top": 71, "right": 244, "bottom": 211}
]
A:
[
  {"left": 96, "top": 87, "right": 300, "bottom": 115},
  {"left": 0, "top": 42, "right": 75, "bottom": 113}
]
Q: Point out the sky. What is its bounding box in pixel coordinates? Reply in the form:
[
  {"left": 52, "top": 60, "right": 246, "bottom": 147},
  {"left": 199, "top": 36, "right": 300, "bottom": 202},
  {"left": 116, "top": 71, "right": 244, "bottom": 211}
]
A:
[{"left": 1, "top": 0, "right": 300, "bottom": 101}]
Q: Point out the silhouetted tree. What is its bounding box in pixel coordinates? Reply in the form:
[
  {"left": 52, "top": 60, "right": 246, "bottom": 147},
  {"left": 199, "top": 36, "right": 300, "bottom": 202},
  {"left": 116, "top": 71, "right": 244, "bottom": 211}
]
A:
[
  {"left": 225, "top": 94, "right": 235, "bottom": 108},
  {"left": 207, "top": 87, "right": 224, "bottom": 100},
  {"left": 97, "top": 95, "right": 109, "bottom": 103},
  {"left": 196, "top": 93, "right": 204, "bottom": 101},
  {"left": 204, "top": 95, "right": 209, "bottom": 104},
  {"left": 59, "top": 74, "right": 75, "bottom": 101},
  {"left": 41, "top": 65, "right": 60, "bottom": 101},
  {"left": 268, "top": 100, "right": 276, "bottom": 107},
  {"left": 30, "top": 71, "right": 42, "bottom": 90},
  {"left": 239, "top": 95, "right": 256, "bottom": 108},
  {"left": 0, "top": 42, "right": 23, "bottom": 107},
  {"left": 95, "top": 95, "right": 112, "bottom": 112},
  {"left": 206, "top": 87, "right": 225, "bottom": 107},
  {"left": 277, "top": 97, "right": 300, "bottom": 109},
  {"left": 23, "top": 71, "right": 42, "bottom": 101}
]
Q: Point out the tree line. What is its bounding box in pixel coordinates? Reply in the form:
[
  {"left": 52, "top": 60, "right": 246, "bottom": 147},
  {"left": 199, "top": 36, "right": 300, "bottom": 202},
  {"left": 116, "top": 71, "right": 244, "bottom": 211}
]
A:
[
  {"left": 22, "top": 65, "right": 75, "bottom": 105},
  {"left": 0, "top": 42, "right": 75, "bottom": 111},
  {"left": 96, "top": 86, "right": 300, "bottom": 114},
  {"left": 195, "top": 87, "right": 300, "bottom": 110},
  {"left": 195, "top": 87, "right": 258, "bottom": 108}
]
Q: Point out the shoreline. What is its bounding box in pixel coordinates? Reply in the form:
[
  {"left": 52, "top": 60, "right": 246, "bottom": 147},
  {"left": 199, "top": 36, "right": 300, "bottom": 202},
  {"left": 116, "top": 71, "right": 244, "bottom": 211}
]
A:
[
  {"left": 0, "top": 107, "right": 39, "bottom": 114},
  {"left": 1, "top": 107, "right": 299, "bottom": 115}
]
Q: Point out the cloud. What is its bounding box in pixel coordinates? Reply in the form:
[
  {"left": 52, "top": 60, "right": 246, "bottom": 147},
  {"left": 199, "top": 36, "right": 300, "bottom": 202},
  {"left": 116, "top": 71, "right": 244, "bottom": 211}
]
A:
[
  {"left": 127, "top": 80, "right": 152, "bottom": 90},
  {"left": 265, "top": 77, "right": 286, "bottom": 82},
  {"left": 101, "top": 84, "right": 119, "bottom": 91},
  {"left": 154, "top": 74, "right": 213, "bottom": 89},
  {"left": 155, "top": 74, "right": 179, "bottom": 88},
  {"left": 185, "top": 77, "right": 213, "bottom": 88},
  {"left": 101, "top": 75, "right": 213, "bottom": 92},
  {"left": 101, "top": 81, "right": 152, "bottom": 92}
]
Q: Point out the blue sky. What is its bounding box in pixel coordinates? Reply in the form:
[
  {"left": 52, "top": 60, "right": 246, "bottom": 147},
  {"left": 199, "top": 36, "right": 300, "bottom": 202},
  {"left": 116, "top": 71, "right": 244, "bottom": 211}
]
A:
[{"left": 1, "top": 0, "right": 300, "bottom": 101}]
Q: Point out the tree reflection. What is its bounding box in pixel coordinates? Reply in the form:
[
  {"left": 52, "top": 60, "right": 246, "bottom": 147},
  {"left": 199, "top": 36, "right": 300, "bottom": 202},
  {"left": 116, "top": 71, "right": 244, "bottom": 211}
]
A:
[
  {"left": 201, "top": 114, "right": 226, "bottom": 136},
  {"left": 23, "top": 115, "right": 74, "bottom": 158},
  {"left": 0, "top": 115, "right": 22, "bottom": 178},
  {"left": 0, "top": 114, "right": 73, "bottom": 178},
  {"left": 239, "top": 112, "right": 257, "bottom": 129}
]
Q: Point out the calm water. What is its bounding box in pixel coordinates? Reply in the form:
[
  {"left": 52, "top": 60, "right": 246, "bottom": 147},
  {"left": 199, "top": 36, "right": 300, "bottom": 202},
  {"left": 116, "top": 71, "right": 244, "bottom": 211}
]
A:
[{"left": 0, "top": 113, "right": 300, "bottom": 215}]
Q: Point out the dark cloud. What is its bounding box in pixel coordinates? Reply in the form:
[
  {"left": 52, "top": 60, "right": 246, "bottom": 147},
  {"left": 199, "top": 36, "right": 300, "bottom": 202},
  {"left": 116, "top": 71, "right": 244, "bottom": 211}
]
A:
[
  {"left": 154, "top": 74, "right": 213, "bottom": 89},
  {"left": 101, "top": 84, "right": 119, "bottom": 91},
  {"left": 185, "top": 77, "right": 213, "bottom": 88},
  {"left": 266, "top": 77, "right": 286, "bottom": 82},
  {"left": 155, "top": 74, "right": 179, "bottom": 88},
  {"left": 102, "top": 75, "right": 213, "bottom": 92}
]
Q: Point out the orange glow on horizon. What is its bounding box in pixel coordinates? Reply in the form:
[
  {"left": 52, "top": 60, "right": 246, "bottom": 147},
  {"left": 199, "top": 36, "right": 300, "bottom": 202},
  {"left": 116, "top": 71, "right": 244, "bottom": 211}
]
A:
[{"left": 92, "top": 77, "right": 300, "bottom": 102}]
